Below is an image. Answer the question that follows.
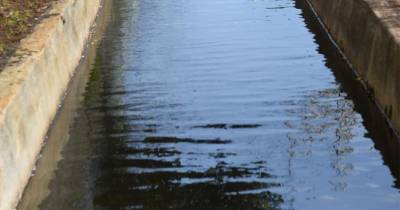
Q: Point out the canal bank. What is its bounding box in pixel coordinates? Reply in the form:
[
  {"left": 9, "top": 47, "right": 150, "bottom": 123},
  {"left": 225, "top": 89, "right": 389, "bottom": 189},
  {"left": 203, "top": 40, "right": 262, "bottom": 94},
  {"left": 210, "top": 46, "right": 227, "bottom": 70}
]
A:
[
  {"left": 0, "top": 0, "right": 101, "bottom": 210},
  {"left": 306, "top": 0, "right": 400, "bottom": 135}
]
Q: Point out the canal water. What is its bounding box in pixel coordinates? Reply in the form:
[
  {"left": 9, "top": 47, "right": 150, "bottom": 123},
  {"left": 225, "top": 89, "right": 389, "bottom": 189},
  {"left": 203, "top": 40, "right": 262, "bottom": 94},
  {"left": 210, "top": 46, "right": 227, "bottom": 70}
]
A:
[{"left": 19, "top": 0, "right": 400, "bottom": 210}]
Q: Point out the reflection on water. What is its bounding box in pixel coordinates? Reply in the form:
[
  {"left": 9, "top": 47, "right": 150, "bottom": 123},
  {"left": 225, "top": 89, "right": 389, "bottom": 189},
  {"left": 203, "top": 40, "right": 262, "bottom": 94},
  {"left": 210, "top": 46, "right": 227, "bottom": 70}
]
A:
[
  {"left": 19, "top": 0, "right": 400, "bottom": 210},
  {"left": 295, "top": 0, "right": 400, "bottom": 191}
]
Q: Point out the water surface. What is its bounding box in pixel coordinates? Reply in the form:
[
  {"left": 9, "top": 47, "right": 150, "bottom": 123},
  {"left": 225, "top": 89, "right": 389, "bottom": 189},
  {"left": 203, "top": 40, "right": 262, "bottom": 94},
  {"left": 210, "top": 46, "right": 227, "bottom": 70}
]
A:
[{"left": 19, "top": 0, "right": 400, "bottom": 209}]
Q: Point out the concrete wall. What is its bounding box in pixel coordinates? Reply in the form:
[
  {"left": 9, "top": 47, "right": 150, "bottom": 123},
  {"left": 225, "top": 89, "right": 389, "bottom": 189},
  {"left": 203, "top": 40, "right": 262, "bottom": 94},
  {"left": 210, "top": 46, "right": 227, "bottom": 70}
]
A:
[
  {"left": 306, "top": 0, "right": 400, "bottom": 133},
  {"left": 0, "top": 1, "right": 101, "bottom": 210}
]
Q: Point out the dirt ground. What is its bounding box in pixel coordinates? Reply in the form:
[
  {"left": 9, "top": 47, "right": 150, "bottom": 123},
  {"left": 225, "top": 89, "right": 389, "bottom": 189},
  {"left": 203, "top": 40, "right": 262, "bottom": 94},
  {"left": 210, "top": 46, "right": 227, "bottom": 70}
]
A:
[{"left": 0, "top": 0, "right": 56, "bottom": 68}]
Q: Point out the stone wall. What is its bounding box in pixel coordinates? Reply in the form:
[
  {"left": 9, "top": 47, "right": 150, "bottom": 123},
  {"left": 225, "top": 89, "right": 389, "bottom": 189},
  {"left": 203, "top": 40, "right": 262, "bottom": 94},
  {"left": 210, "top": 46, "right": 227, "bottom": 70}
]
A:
[
  {"left": 307, "top": 0, "right": 400, "bottom": 133},
  {"left": 0, "top": 1, "right": 101, "bottom": 209}
]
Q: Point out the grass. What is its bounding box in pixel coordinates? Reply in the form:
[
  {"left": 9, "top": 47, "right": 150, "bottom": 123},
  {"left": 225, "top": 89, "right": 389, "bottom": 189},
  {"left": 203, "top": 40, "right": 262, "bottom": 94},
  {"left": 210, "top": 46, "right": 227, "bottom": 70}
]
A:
[{"left": 0, "top": 0, "right": 55, "bottom": 63}]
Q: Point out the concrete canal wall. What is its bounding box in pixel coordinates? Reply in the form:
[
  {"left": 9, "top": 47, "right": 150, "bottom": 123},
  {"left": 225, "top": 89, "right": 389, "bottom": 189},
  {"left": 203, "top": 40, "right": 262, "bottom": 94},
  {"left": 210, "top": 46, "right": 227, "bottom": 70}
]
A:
[
  {"left": 0, "top": 0, "right": 101, "bottom": 210},
  {"left": 306, "top": 0, "right": 400, "bottom": 134}
]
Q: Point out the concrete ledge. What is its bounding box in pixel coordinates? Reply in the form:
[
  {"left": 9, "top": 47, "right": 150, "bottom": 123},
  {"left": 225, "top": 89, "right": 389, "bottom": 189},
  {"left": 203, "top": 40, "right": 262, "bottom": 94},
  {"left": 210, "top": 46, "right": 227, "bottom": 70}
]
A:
[
  {"left": 0, "top": 0, "right": 100, "bottom": 209},
  {"left": 306, "top": 0, "right": 400, "bottom": 134}
]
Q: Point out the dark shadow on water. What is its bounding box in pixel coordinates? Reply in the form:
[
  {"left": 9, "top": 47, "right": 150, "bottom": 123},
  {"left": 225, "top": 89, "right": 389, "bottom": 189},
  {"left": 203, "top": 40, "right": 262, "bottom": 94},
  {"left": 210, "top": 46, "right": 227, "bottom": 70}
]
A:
[
  {"left": 193, "top": 124, "right": 262, "bottom": 129},
  {"left": 79, "top": 2, "right": 285, "bottom": 209},
  {"left": 144, "top": 136, "right": 232, "bottom": 144},
  {"left": 295, "top": 0, "right": 400, "bottom": 189}
]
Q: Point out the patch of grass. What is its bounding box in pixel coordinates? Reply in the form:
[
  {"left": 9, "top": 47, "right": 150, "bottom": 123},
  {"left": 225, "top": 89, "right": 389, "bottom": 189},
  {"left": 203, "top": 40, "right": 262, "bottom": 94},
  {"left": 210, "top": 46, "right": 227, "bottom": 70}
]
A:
[
  {"left": 0, "top": 0, "right": 55, "bottom": 65},
  {"left": 0, "top": 43, "right": 5, "bottom": 55}
]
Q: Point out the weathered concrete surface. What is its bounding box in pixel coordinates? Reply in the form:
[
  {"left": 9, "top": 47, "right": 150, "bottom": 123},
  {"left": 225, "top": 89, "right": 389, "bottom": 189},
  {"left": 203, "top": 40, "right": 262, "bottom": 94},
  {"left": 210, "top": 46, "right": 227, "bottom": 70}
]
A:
[
  {"left": 307, "top": 0, "right": 400, "bottom": 133},
  {"left": 0, "top": 0, "right": 101, "bottom": 210}
]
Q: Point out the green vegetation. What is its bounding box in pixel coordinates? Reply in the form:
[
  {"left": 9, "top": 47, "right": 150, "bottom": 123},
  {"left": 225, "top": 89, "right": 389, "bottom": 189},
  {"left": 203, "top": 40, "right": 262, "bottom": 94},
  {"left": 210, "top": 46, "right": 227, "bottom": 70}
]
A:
[{"left": 0, "top": 0, "right": 54, "bottom": 59}]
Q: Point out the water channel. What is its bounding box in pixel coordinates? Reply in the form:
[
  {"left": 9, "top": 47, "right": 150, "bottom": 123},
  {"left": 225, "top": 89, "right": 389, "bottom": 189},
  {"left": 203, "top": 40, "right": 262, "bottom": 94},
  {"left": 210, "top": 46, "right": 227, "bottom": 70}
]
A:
[{"left": 19, "top": 0, "right": 400, "bottom": 209}]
